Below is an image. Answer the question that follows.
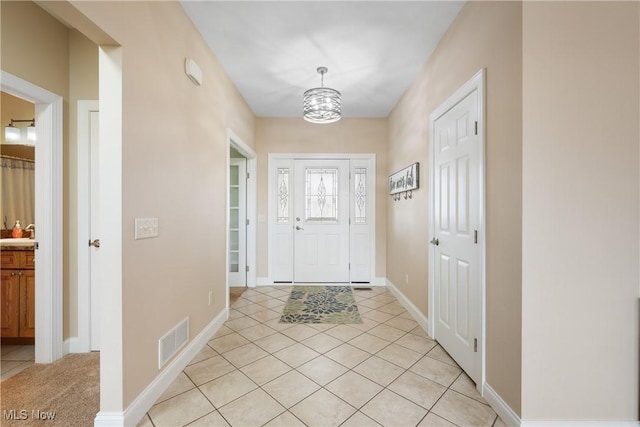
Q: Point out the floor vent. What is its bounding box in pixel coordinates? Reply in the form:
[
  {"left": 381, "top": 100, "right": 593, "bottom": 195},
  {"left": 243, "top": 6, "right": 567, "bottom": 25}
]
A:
[{"left": 158, "top": 317, "right": 189, "bottom": 369}]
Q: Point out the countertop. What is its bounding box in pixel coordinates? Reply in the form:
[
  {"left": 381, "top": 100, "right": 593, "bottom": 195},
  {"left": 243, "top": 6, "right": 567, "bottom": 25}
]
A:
[{"left": 0, "top": 238, "right": 36, "bottom": 250}]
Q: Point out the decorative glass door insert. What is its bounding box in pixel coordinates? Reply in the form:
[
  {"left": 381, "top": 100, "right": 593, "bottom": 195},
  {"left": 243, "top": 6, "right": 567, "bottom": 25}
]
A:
[{"left": 305, "top": 168, "right": 338, "bottom": 222}]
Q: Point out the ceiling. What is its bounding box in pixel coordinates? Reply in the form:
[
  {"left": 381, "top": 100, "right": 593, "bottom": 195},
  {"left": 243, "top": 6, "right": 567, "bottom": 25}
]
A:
[{"left": 180, "top": 1, "right": 465, "bottom": 119}]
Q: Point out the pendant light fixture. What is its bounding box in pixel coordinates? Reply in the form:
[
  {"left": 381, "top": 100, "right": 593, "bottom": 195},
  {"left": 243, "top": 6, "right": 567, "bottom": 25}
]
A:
[{"left": 303, "top": 66, "right": 341, "bottom": 124}]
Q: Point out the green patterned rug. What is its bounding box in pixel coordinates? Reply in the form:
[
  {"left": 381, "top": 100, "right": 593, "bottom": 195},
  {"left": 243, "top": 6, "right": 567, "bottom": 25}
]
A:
[{"left": 280, "top": 286, "right": 362, "bottom": 324}]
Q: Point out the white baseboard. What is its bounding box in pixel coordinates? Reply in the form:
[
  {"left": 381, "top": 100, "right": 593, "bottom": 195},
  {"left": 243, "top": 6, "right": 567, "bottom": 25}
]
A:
[
  {"left": 371, "top": 277, "right": 387, "bottom": 286},
  {"left": 385, "top": 279, "right": 431, "bottom": 337},
  {"left": 63, "top": 337, "right": 83, "bottom": 355},
  {"left": 521, "top": 421, "right": 639, "bottom": 427},
  {"left": 483, "top": 382, "right": 520, "bottom": 426},
  {"left": 256, "top": 277, "right": 272, "bottom": 286},
  {"left": 93, "top": 413, "right": 124, "bottom": 427},
  {"left": 93, "top": 308, "right": 228, "bottom": 427}
]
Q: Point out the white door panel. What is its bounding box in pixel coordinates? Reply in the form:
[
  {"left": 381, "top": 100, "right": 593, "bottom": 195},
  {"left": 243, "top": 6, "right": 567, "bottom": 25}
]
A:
[
  {"left": 89, "top": 110, "right": 100, "bottom": 351},
  {"left": 294, "top": 159, "right": 350, "bottom": 282},
  {"left": 433, "top": 88, "right": 481, "bottom": 384}
]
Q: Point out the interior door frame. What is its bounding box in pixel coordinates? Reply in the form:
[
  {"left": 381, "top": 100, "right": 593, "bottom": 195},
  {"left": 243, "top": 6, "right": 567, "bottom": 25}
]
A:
[
  {"left": 428, "top": 68, "right": 486, "bottom": 389},
  {"left": 268, "top": 153, "right": 376, "bottom": 284},
  {"left": 77, "top": 100, "right": 99, "bottom": 352},
  {"left": 226, "top": 129, "right": 257, "bottom": 310},
  {"left": 1, "top": 70, "right": 64, "bottom": 364}
]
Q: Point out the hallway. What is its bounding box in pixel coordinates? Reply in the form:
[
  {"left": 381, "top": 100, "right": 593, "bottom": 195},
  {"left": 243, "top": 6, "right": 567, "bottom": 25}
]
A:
[{"left": 139, "top": 286, "right": 505, "bottom": 426}]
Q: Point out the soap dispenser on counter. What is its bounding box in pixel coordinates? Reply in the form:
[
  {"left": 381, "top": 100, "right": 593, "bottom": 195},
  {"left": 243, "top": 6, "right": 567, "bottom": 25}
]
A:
[{"left": 11, "top": 220, "right": 22, "bottom": 238}]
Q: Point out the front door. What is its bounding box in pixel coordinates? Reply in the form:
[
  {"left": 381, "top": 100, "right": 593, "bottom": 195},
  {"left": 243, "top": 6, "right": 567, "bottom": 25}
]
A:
[
  {"left": 432, "top": 88, "right": 481, "bottom": 383},
  {"left": 293, "top": 159, "right": 350, "bottom": 282}
]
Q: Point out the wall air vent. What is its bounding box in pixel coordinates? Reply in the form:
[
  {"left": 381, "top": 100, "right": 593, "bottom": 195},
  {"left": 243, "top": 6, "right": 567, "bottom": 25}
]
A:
[{"left": 158, "top": 317, "right": 189, "bottom": 369}]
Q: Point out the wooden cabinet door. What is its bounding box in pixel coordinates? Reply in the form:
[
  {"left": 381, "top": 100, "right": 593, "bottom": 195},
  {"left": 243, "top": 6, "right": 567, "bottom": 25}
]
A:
[
  {"left": 19, "top": 270, "right": 36, "bottom": 337},
  {"left": 0, "top": 270, "right": 20, "bottom": 337}
]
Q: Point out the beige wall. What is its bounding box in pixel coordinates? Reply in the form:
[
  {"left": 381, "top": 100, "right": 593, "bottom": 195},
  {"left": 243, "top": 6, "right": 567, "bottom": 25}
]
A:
[
  {"left": 387, "top": 1, "right": 523, "bottom": 414},
  {"left": 522, "top": 1, "right": 639, "bottom": 419},
  {"left": 255, "top": 118, "right": 387, "bottom": 280},
  {"left": 65, "top": 1, "right": 256, "bottom": 407}
]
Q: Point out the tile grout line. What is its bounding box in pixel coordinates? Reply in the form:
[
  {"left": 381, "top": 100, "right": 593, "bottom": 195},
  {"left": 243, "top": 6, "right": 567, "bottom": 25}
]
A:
[{"left": 145, "top": 286, "right": 498, "bottom": 427}]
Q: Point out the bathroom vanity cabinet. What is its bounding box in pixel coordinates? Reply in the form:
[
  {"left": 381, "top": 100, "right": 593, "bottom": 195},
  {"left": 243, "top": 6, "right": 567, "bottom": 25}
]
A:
[{"left": 1, "top": 249, "right": 35, "bottom": 338}]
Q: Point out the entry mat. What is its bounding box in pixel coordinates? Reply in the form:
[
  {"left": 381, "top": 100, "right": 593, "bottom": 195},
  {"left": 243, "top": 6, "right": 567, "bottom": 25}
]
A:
[{"left": 280, "top": 285, "right": 363, "bottom": 324}]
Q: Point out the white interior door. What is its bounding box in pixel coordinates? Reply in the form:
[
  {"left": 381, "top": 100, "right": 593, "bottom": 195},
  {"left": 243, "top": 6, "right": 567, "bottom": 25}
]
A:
[
  {"left": 432, "top": 89, "right": 481, "bottom": 383},
  {"left": 229, "top": 158, "right": 246, "bottom": 286},
  {"left": 294, "top": 159, "right": 350, "bottom": 283},
  {"left": 89, "top": 110, "right": 100, "bottom": 351}
]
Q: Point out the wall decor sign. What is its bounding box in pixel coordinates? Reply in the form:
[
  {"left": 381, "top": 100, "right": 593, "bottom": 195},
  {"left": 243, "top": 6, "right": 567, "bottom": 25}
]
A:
[{"left": 389, "top": 162, "right": 419, "bottom": 196}]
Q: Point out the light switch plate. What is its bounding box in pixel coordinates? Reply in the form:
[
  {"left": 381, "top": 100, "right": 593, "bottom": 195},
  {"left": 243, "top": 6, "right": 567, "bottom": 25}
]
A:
[{"left": 135, "top": 218, "right": 159, "bottom": 240}]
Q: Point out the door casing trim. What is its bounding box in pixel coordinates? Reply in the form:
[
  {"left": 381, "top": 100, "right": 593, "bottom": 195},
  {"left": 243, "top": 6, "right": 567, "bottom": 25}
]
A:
[{"left": 428, "top": 68, "right": 486, "bottom": 390}]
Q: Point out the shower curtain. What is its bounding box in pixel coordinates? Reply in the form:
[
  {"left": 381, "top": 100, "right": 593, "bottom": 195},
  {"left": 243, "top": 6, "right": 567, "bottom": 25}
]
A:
[{"left": 1, "top": 157, "right": 35, "bottom": 230}]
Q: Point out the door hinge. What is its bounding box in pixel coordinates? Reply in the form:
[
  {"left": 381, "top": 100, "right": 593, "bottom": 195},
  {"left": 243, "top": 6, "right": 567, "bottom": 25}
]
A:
[
  {"left": 349, "top": 263, "right": 351, "bottom": 270},
  {"left": 246, "top": 265, "right": 250, "bottom": 272},
  {"left": 247, "top": 172, "right": 250, "bottom": 180},
  {"left": 474, "top": 338, "right": 478, "bottom": 352},
  {"left": 474, "top": 230, "right": 478, "bottom": 244},
  {"left": 246, "top": 219, "right": 250, "bottom": 226},
  {"left": 474, "top": 121, "right": 478, "bottom": 135}
]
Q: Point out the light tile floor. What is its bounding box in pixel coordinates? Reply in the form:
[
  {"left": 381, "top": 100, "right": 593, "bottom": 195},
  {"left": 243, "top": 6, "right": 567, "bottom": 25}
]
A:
[
  {"left": 140, "top": 286, "right": 505, "bottom": 427},
  {"left": 1, "top": 344, "right": 35, "bottom": 380}
]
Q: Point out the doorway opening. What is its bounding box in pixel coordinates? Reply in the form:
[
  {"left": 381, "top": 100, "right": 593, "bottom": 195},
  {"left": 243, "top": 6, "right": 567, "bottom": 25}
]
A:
[
  {"left": 1, "top": 92, "right": 37, "bottom": 378},
  {"left": 226, "top": 130, "right": 256, "bottom": 309},
  {"left": 229, "top": 150, "right": 247, "bottom": 300},
  {"left": 1, "top": 70, "right": 64, "bottom": 364}
]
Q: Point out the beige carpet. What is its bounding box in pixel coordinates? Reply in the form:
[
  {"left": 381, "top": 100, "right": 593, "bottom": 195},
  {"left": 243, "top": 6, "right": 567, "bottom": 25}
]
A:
[{"left": 1, "top": 352, "right": 99, "bottom": 426}]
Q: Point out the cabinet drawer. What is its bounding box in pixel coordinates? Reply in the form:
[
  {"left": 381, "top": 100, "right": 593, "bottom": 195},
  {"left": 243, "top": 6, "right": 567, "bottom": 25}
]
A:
[
  {"left": 0, "top": 251, "right": 34, "bottom": 269},
  {"left": 1, "top": 251, "right": 20, "bottom": 269},
  {"left": 20, "top": 252, "right": 35, "bottom": 269}
]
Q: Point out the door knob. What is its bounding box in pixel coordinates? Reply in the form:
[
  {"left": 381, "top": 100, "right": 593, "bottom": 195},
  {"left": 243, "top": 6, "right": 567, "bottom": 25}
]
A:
[
  {"left": 89, "top": 239, "right": 101, "bottom": 248},
  {"left": 430, "top": 237, "right": 439, "bottom": 246},
  {"left": 295, "top": 226, "right": 304, "bottom": 231}
]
